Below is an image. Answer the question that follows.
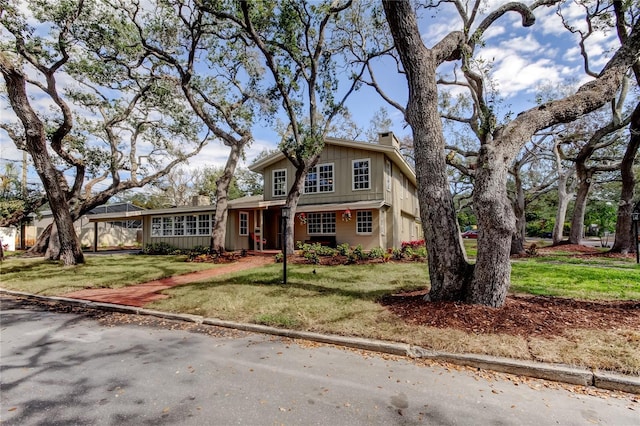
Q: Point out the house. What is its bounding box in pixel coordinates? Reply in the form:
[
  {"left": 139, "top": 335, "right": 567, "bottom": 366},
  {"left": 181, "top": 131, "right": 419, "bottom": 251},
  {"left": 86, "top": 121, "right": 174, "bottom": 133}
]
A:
[
  {"left": 31, "top": 203, "right": 144, "bottom": 250},
  {"left": 87, "top": 132, "right": 422, "bottom": 252}
]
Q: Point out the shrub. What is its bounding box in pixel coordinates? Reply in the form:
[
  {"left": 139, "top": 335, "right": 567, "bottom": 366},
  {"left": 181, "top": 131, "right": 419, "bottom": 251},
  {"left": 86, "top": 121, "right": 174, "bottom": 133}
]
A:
[
  {"left": 353, "top": 244, "right": 366, "bottom": 260},
  {"left": 274, "top": 253, "right": 284, "bottom": 263},
  {"left": 142, "top": 242, "right": 179, "bottom": 255},
  {"left": 390, "top": 247, "right": 404, "bottom": 260},
  {"left": 401, "top": 239, "right": 425, "bottom": 251},
  {"left": 336, "top": 243, "right": 350, "bottom": 256},
  {"left": 304, "top": 251, "right": 320, "bottom": 264},
  {"left": 368, "top": 247, "right": 385, "bottom": 259}
]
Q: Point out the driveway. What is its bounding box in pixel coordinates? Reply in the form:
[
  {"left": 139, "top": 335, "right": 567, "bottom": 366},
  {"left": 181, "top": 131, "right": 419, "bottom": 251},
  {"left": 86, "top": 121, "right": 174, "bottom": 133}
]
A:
[{"left": 2, "top": 295, "right": 638, "bottom": 425}]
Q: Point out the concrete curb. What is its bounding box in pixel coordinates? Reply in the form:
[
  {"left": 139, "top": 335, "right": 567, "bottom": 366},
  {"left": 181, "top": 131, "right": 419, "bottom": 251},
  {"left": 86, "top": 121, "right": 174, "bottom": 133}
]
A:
[{"left": 2, "top": 289, "right": 638, "bottom": 394}]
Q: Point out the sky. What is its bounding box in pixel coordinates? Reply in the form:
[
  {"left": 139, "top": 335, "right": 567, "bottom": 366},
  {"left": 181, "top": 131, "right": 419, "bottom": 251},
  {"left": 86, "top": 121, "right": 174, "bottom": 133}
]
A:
[{"left": 0, "top": 0, "right": 627, "bottom": 194}]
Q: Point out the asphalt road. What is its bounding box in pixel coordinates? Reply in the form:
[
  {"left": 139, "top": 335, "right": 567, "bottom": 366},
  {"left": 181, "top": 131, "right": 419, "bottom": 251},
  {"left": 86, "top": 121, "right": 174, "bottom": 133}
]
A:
[{"left": 1, "top": 296, "right": 637, "bottom": 425}]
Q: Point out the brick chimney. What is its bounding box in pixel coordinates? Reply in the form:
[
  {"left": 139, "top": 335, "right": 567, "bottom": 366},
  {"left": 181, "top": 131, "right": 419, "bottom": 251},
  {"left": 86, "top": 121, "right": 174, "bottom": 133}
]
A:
[
  {"left": 378, "top": 131, "right": 400, "bottom": 149},
  {"left": 191, "top": 195, "right": 211, "bottom": 206}
]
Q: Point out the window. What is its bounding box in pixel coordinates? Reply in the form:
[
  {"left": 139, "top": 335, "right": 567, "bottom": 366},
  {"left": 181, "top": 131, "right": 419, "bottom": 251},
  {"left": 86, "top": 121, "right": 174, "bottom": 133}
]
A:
[
  {"left": 173, "top": 216, "right": 185, "bottom": 236},
  {"left": 239, "top": 212, "right": 249, "bottom": 236},
  {"left": 198, "top": 214, "right": 211, "bottom": 235},
  {"left": 162, "top": 217, "right": 173, "bottom": 236},
  {"left": 304, "top": 169, "right": 318, "bottom": 193},
  {"left": 385, "top": 159, "right": 391, "bottom": 191},
  {"left": 273, "top": 169, "right": 287, "bottom": 197},
  {"left": 186, "top": 215, "right": 197, "bottom": 236},
  {"left": 403, "top": 176, "right": 408, "bottom": 200},
  {"left": 304, "top": 163, "right": 334, "bottom": 194},
  {"left": 352, "top": 159, "right": 370, "bottom": 190},
  {"left": 150, "top": 214, "right": 212, "bottom": 237},
  {"left": 356, "top": 211, "right": 373, "bottom": 234},
  {"left": 319, "top": 164, "right": 334, "bottom": 192},
  {"left": 307, "top": 212, "right": 336, "bottom": 234},
  {"left": 151, "top": 217, "right": 162, "bottom": 236}
]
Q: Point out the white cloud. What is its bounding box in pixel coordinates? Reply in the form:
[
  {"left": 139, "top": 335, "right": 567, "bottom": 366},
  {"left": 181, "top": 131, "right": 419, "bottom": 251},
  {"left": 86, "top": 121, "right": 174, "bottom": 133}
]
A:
[{"left": 484, "top": 25, "right": 506, "bottom": 41}]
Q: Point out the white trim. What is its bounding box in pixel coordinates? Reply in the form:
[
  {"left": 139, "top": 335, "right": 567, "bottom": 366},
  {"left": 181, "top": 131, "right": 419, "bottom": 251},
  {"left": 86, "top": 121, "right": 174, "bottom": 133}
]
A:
[
  {"left": 356, "top": 210, "right": 373, "bottom": 235},
  {"left": 306, "top": 212, "right": 337, "bottom": 235},
  {"left": 352, "top": 158, "right": 370, "bottom": 191},
  {"left": 304, "top": 162, "right": 335, "bottom": 194},
  {"left": 239, "top": 211, "right": 249, "bottom": 236},
  {"left": 296, "top": 200, "right": 386, "bottom": 213},
  {"left": 272, "top": 169, "right": 287, "bottom": 198}
]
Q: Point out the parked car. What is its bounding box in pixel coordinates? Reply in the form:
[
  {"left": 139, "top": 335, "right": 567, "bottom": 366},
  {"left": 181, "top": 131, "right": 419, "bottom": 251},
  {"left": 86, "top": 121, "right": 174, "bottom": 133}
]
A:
[{"left": 461, "top": 230, "right": 478, "bottom": 239}]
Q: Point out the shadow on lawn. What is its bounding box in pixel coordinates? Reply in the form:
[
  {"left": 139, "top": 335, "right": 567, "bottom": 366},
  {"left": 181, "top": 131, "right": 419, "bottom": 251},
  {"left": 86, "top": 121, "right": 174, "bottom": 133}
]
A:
[{"left": 178, "top": 265, "right": 426, "bottom": 302}]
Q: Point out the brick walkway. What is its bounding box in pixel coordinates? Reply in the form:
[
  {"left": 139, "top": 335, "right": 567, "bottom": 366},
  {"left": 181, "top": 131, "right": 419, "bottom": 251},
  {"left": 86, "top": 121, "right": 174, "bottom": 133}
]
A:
[{"left": 63, "top": 254, "right": 273, "bottom": 307}]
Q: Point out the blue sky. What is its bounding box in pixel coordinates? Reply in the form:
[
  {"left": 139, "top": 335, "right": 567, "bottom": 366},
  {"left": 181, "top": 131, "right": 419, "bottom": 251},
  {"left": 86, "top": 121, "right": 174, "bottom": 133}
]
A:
[{"left": 1, "top": 1, "right": 624, "bottom": 189}]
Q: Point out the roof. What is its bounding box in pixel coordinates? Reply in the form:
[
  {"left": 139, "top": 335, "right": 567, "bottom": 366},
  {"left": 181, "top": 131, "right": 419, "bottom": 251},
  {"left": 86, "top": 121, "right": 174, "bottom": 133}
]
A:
[
  {"left": 296, "top": 199, "right": 387, "bottom": 213},
  {"left": 249, "top": 137, "right": 417, "bottom": 186},
  {"left": 39, "top": 202, "right": 145, "bottom": 218},
  {"left": 87, "top": 196, "right": 391, "bottom": 223},
  {"left": 87, "top": 203, "right": 215, "bottom": 222}
]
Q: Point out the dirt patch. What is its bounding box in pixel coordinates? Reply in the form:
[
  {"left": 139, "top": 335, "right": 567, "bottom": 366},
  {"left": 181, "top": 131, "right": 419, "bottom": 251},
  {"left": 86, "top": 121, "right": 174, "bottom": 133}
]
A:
[{"left": 381, "top": 292, "right": 640, "bottom": 338}]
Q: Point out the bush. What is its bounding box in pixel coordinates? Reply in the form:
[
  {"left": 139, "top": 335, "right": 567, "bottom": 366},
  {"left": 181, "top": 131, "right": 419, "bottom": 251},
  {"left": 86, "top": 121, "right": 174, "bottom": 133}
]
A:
[
  {"left": 401, "top": 239, "right": 425, "bottom": 251},
  {"left": 368, "top": 247, "right": 385, "bottom": 259},
  {"left": 304, "top": 251, "right": 320, "bottom": 264},
  {"left": 142, "top": 242, "right": 179, "bottom": 255},
  {"left": 336, "top": 243, "right": 350, "bottom": 256},
  {"left": 390, "top": 247, "right": 404, "bottom": 260},
  {"left": 352, "top": 244, "right": 366, "bottom": 260}
]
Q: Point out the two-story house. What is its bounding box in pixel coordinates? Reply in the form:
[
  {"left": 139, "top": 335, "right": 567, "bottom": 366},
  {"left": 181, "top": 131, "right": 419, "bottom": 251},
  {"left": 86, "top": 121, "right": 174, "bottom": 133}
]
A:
[{"left": 87, "top": 132, "right": 421, "bottom": 252}]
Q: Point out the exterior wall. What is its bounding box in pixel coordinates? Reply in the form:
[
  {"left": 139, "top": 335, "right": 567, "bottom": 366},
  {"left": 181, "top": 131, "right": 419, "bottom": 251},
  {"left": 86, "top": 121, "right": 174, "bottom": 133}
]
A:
[
  {"left": 143, "top": 211, "right": 215, "bottom": 250},
  {"left": 292, "top": 209, "right": 383, "bottom": 250},
  {"left": 79, "top": 224, "right": 141, "bottom": 248},
  {"left": 33, "top": 216, "right": 141, "bottom": 248},
  {"left": 263, "top": 146, "right": 386, "bottom": 205},
  {"left": 226, "top": 210, "right": 270, "bottom": 251}
]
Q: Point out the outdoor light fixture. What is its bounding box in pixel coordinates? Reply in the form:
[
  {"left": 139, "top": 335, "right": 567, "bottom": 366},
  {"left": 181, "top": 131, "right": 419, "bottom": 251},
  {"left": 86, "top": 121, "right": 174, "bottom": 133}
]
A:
[{"left": 281, "top": 206, "right": 291, "bottom": 284}]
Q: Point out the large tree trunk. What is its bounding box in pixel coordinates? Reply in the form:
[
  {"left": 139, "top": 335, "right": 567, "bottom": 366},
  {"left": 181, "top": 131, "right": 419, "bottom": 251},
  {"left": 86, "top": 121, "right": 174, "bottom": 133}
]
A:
[
  {"left": 1, "top": 59, "right": 84, "bottom": 265},
  {"left": 469, "top": 145, "right": 515, "bottom": 307},
  {"left": 569, "top": 165, "right": 592, "bottom": 245},
  {"left": 553, "top": 172, "right": 572, "bottom": 245},
  {"left": 611, "top": 101, "right": 640, "bottom": 253},
  {"left": 510, "top": 172, "right": 526, "bottom": 255},
  {"left": 211, "top": 144, "right": 243, "bottom": 253},
  {"left": 284, "top": 166, "right": 307, "bottom": 255},
  {"left": 383, "top": 6, "right": 471, "bottom": 300}
]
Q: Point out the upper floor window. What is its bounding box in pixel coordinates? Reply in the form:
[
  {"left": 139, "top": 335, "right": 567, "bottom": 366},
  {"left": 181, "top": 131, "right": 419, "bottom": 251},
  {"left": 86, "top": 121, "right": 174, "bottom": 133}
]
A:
[
  {"left": 273, "top": 169, "right": 287, "bottom": 197},
  {"left": 385, "top": 159, "right": 391, "bottom": 191},
  {"left": 239, "top": 212, "right": 249, "bottom": 236},
  {"left": 352, "top": 159, "right": 370, "bottom": 190},
  {"left": 305, "top": 163, "right": 334, "bottom": 194}
]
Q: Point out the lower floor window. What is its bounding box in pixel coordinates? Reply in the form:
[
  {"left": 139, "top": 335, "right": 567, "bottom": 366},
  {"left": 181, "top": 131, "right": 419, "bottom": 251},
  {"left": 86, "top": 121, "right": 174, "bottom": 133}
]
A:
[
  {"left": 151, "top": 214, "right": 212, "bottom": 237},
  {"left": 356, "top": 211, "right": 373, "bottom": 234},
  {"left": 307, "top": 212, "right": 336, "bottom": 234}
]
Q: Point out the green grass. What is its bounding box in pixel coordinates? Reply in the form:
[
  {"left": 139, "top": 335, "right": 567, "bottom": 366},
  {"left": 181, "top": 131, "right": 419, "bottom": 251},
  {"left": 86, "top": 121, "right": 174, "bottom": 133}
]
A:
[
  {"left": 2, "top": 253, "right": 639, "bottom": 374},
  {"left": 511, "top": 259, "right": 640, "bottom": 300},
  {"left": 0, "top": 255, "right": 219, "bottom": 295},
  {"left": 153, "top": 263, "right": 428, "bottom": 334}
]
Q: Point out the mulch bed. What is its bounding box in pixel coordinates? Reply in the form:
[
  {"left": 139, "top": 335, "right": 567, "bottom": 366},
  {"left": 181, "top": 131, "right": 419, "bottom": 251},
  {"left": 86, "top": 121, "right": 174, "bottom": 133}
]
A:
[
  {"left": 380, "top": 244, "right": 639, "bottom": 338},
  {"left": 380, "top": 292, "right": 640, "bottom": 338}
]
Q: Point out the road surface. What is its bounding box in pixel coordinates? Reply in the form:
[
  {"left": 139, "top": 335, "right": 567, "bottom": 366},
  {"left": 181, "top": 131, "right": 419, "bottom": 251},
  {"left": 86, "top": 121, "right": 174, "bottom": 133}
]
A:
[{"left": 1, "top": 296, "right": 637, "bottom": 425}]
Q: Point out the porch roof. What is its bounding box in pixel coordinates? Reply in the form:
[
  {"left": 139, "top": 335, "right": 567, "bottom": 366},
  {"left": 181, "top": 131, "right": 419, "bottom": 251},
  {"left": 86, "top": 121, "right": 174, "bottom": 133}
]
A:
[
  {"left": 87, "top": 204, "right": 215, "bottom": 223},
  {"left": 296, "top": 199, "right": 387, "bottom": 213}
]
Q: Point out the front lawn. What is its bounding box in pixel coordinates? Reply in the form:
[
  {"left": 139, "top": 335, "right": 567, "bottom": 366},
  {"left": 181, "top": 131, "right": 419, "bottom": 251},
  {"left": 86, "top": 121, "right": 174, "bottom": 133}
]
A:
[
  {"left": 0, "top": 255, "right": 219, "bottom": 295},
  {"left": 1, "top": 253, "right": 639, "bottom": 374}
]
